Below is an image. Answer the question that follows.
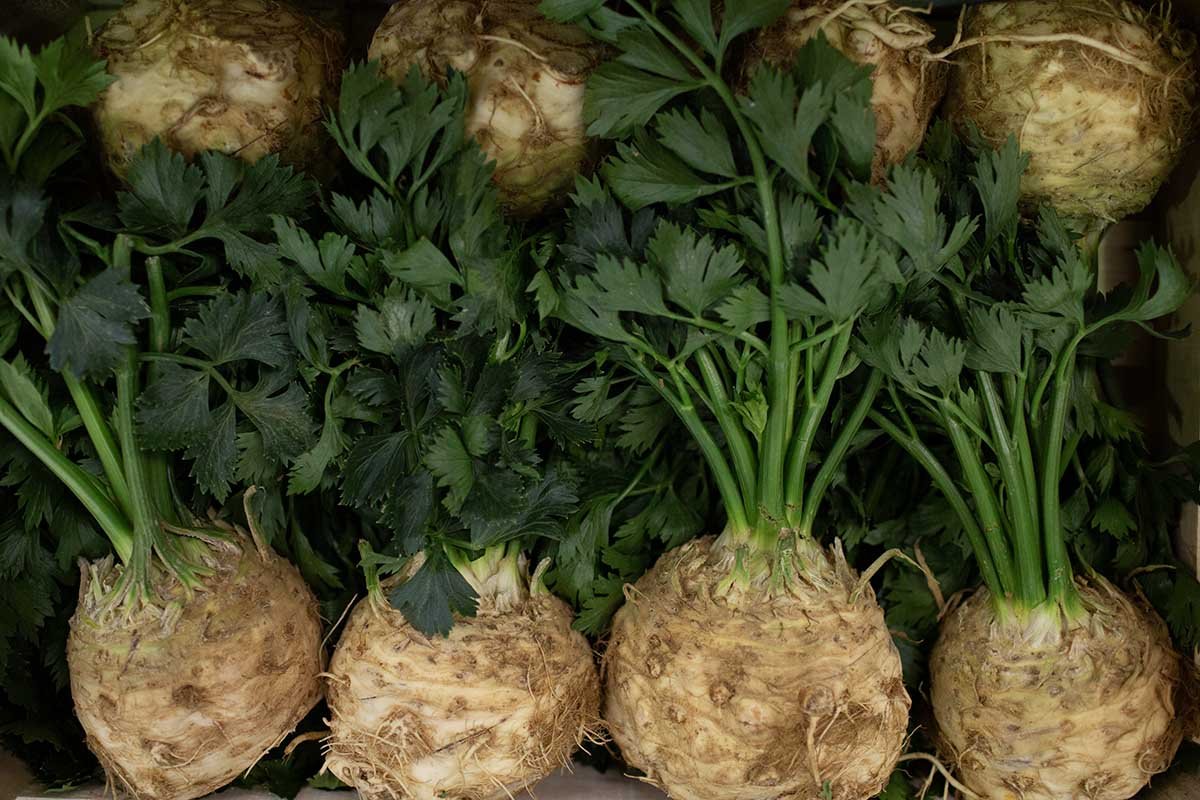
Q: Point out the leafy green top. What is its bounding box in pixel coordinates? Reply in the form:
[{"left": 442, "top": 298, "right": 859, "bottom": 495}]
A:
[
  {"left": 856, "top": 126, "right": 1194, "bottom": 615},
  {"left": 539, "top": 0, "right": 906, "bottom": 563}
]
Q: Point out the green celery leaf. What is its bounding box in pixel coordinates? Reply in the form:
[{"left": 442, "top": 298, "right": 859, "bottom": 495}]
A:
[
  {"left": 119, "top": 144, "right": 311, "bottom": 273},
  {"left": 288, "top": 411, "right": 348, "bottom": 495},
  {"left": 719, "top": 0, "right": 790, "bottom": 55},
  {"left": 717, "top": 284, "right": 769, "bottom": 331},
  {"left": 273, "top": 216, "right": 359, "bottom": 296},
  {"left": 589, "top": 253, "right": 670, "bottom": 316},
  {"left": 48, "top": 268, "right": 150, "bottom": 379},
  {"left": 463, "top": 469, "right": 579, "bottom": 548},
  {"left": 233, "top": 381, "right": 313, "bottom": 463},
  {"left": 426, "top": 427, "right": 474, "bottom": 513},
  {"left": 527, "top": 269, "right": 560, "bottom": 321},
  {"left": 0, "top": 38, "right": 38, "bottom": 121},
  {"left": 791, "top": 30, "right": 873, "bottom": 99},
  {"left": 288, "top": 521, "right": 343, "bottom": 589},
  {"left": 804, "top": 218, "right": 899, "bottom": 321},
  {"left": 0, "top": 356, "right": 53, "bottom": 438},
  {"left": 31, "top": 38, "right": 114, "bottom": 121},
  {"left": 329, "top": 190, "right": 406, "bottom": 248},
  {"left": 617, "top": 386, "right": 673, "bottom": 452},
  {"left": 0, "top": 180, "right": 50, "bottom": 280},
  {"left": 611, "top": 27, "right": 695, "bottom": 81},
  {"left": 117, "top": 141, "right": 205, "bottom": 239},
  {"left": 738, "top": 67, "right": 830, "bottom": 196},
  {"left": 388, "top": 548, "right": 478, "bottom": 637},
  {"left": 603, "top": 131, "right": 733, "bottom": 210},
  {"left": 327, "top": 63, "right": 465, "bottom": 192},
  {"left": 1021, "top": 256, "right": 1091, "bottom": 329},
  {"left": 381, "top": 471, "right": 435, "bottom": 555},
  {"left": 671, "top": 0, "right": 719, "bottom": 57},
  {"left": 654, "top": 107, "right": 738, "bottom": 178},
  {"left": 572, "top": 575, "right": 627, "bottom": 635},
  {"left": 183, "top": 293, "right": 291, "bottom": 366},
  {"left": 648, "top": 222, "right": 744, "bottom": 317},
  {"left": 384, "top": 237, "right": 463, "bottom": 303},
  {"left": 830, "top": 92, "right": 875, "bottom": 179},
  {"left": 342, "top": 432, "right": 414, "bottom": 508},
  {"left": 965, "top": 305, "right": 1023, "bottom": 374},
  {"left": 552, "top": 494, "right": 616, "bottom": 602},
  {"left": 585, "top": 61, "right": 702, "bottom": 138},
  {"left": 136, "top": 362, "right": 211, "bottom": 449},
  {"left": 865, "top": 166, "right": 976, "bottom": 277},
  {"left": 911, "top": 328, "right": 965, "bottom": 395},
  {"left": 354, "top": 290, "right": 436, "bottom": 356},
  {"left": 971, "top": 135, "right": 1027, "bottom": 249},
  {"left": 185, "top": 401, "right": 237, "bottom": 501},
  {"left": 1091, "top": 497, "right": 1135, "bottom": 539}
]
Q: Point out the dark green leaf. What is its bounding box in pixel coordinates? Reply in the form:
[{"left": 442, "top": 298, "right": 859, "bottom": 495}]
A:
[
  {"left": 388, "top": 549, "right": 478, "bottom": 637},
  {"left": 649, "top": 223, "right": 744, "bottom": 317},
  {"left": 48, "top": 268, "right": 149, "bottom": 379},
  {"left": 586, "top": 62, "right": 701, "bottom": 138},
  {"left": 136, "top": 362, "right": 211, "bottom": 450},
  {"left": 654, "top": 107, "right": 738, "bottom": 179}
]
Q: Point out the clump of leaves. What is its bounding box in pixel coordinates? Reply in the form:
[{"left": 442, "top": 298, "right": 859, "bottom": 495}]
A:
[
  {"left": 267, "top": 62, "right": 703, "bottom": 636},
  {"left": 858, "top": 122, "right": 1198, "bottom": 631}
]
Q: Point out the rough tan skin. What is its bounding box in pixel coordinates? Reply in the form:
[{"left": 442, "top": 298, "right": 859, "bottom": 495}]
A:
[
  {"left": 324, "top": 589, "right": 601, "bottom": 800},
  {"left": 368, "top": 0, "right": 605, "bottom": 218},
  {"left": 67, "top": 538, "right": 324, "bottom": 800},
  {"left": 94, "top": 0, "right": 343, "bottom": 175},
  {"left": 931, "top": 579, "right": 1184, "bottom": 800},
  {"left": 943, "top": 1, "right": 1196, "bottom": 221},
  {"left": 744, "top": 0, "right": 946, "bottom": 182},
  {"left": 604, "top": 536, "right": 910, "bottom": 800}
]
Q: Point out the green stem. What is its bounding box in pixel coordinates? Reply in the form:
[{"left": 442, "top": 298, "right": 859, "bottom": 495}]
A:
[
  {"left": 0, "top": 395, "right": 134, "bottom": 561},
  {"left": 941, "top": 400, "right": 1019, "bottom": 600},
  {"left": 141, "top": 253, "right": 179, "bottom": 525},
  {"left": 24, "top": 276, "right": 133, "bottom": 516},
  {"left": 799, "top": 369, "right": 882, "bottom": 535},
  {"left": 977, "top": 374, "right": 1044, "bottom": 606},
  {"left": 784, "top": 326, "right": 853, "bottom": 526},
  {"left": 628, "top": 0, "right": 788, "bottom": 525},
  {"left": 695, "top": 347, "right": 757, "bottom": 510},
  {"left": 1006, "top": 371, "right": 1041, "bottom": 536},
  {"left": 1042, "top": 335, "right": 1084, "bottom": 611},
  {"left": 115, "top": 352, "right": 162, "bottom": 594},
  {"left": 145, "top": 256, "right": 169, "bottom": 353},
  {"left": 11, "top": 107, "right": 50, "bottom": 167},
  {"left": 629, "top": 354, "right": 749, "bottom": 537},
  {"left": 871, "top": 411, "right": 1007, "bottom": 600},
  {"left": 667, "top": 312, "right": 768, "bottom": 354}
]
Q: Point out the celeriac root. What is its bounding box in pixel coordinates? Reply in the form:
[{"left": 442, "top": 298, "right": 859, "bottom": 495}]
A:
[
  {"left": 323, "top": 589, "right": 601, "bottom": 800},
  {"left": 67, "top": 536, "right": 325, "bottom": 800},
  {"left": 931, "top": 577, "right": 1184, "bottom": 800},
  {"left": 743, "top": 0, "right": 947, "bottom": 182},
  {"left": 604, "top": 535, "right": 910, "bottom": 800},
  {"left": 941, "top": 1, "right": 1196, "bottom": 221},
  {"left": 94, "top": 0, "right": 343, "bottom": 175},
  {"left": 368, "top": 0, "right": 605, "bottom": 218}
]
